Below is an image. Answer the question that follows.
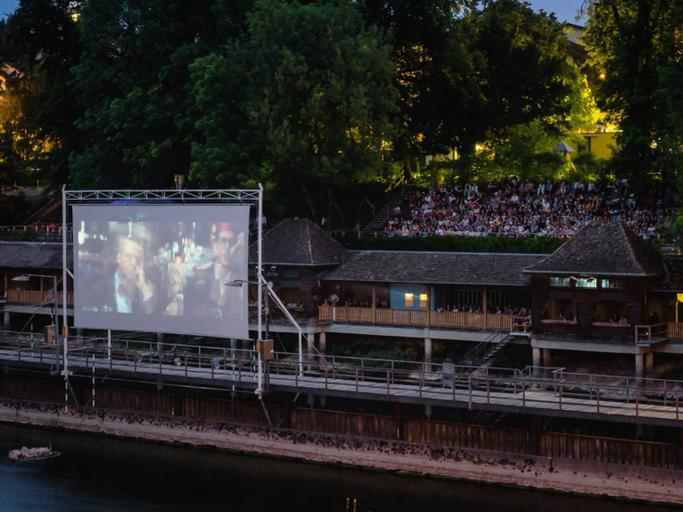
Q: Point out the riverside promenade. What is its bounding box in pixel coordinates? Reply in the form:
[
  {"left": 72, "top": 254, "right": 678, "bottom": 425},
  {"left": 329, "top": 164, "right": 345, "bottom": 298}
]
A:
[{"left": 0, "top": 332, "right": 682, "bottom": 427}]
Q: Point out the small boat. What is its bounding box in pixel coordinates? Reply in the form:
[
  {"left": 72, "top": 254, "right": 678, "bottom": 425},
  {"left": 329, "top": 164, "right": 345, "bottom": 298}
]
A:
[{"left": 8, "top": 446, "right": 61, "bottom": 462}]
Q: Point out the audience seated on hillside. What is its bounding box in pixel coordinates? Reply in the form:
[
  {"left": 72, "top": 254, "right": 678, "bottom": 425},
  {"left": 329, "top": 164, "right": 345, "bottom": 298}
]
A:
[{"left": 384, "top": 179, "right": 670, "bottom": 238}]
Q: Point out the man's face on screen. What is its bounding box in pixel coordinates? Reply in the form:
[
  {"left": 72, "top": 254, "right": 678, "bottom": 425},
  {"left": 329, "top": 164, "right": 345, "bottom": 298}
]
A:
[
  {"left": 212, "top": 228, "right": 234, "bottom": 265},
  {"left": 116, "top": 238, "right": 144, "bottom": 281}
]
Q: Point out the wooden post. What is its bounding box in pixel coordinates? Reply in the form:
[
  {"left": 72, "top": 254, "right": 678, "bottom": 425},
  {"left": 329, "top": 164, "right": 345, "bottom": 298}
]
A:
[
  {"left": 372, "top": 286, "right": 377, "bottom": 323},
  {"left": 483, "top": 287, "right": 488, "bottom": 329}
]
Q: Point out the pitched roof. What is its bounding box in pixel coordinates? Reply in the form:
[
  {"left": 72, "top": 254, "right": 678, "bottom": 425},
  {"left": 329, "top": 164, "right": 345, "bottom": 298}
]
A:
[
  {"left": 524, "top": 221, "right": 665, "bottom": 277},
  {"left": 249, "top": 218, "right": 346, "bottom": 266},
  {"left": 321, "top": 251, "right": 545, "bottom": 287},
  {"left": 0, "top": 242, "right": 68, "bottom": 269}
]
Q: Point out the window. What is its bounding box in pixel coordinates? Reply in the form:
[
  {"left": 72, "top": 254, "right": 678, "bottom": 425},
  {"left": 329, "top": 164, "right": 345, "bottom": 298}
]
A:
[
  {"left": 550, "top": 277, "right": 571, "bottom": 287},
  {"left": 404, "top": 293, "right": 414, "bottom": 307},
  {"left": 576, "top": 277, "right": 597, "bottom": 288},
  {"left": 419, "top": 293, "right": 428, "bottom": 308},
  {"left": 601, "top": 278, "right": 623, "bottom": 289}
]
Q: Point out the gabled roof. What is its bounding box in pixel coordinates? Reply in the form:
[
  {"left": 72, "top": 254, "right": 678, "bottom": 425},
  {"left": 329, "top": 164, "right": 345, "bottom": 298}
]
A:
[
  {"left": 249, "top": 218, "right": 346, "bottom": 266},
  {"left": 0, "top": 242, "right": 68, "bottom": 269},
  {"left": 321, "top": 251, "right": 545, "bottom": 287},
  {"left": 524, "top": 221, "right": 665, "bottom": 277}
]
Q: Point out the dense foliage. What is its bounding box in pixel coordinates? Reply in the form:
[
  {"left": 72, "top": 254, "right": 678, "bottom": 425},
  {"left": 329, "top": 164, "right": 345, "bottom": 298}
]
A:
[
  {"left": 4, "top": 1, "right": 681, "bottom": 227},
  {"left": 0, "top": 0, "right": 595, "bottom": 225}
]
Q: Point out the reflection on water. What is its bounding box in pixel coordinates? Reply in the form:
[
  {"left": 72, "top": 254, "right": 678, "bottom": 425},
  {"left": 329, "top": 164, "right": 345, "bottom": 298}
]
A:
[{"left": 0, "top": 424, "right": 675, "bottom": 512}]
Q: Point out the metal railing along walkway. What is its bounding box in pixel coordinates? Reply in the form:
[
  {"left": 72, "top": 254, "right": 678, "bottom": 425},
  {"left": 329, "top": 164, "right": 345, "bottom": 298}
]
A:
[{"left": 0, "top": 331, "right": 682, "bottom": 426}]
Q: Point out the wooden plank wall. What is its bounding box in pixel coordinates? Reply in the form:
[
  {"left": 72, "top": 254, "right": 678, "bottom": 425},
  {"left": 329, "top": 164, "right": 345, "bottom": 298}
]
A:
[
  {"left": 539, "top": 431, "right": 679, "bottom": 470},
  {"left": 0, "top": 375, "right": 679, "bottom": 470}
]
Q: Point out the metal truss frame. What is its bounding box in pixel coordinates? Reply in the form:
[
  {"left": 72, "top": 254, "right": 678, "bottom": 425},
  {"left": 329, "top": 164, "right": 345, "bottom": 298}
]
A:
[
  {"left": 61, "top": 186, "right": 266, "bottom": 409},
  {"left": 64, "top": 189, "right": 261, "bottom": 202}
]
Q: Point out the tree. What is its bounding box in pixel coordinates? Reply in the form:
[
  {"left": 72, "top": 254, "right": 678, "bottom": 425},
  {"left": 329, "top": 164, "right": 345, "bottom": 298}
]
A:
[
  {"left": 1, "top": 0, "right": 82, "bottom": 184},
  {"left": 458, "top": 0, "right": 574, "bottom": 154},
  {"left": 69, "top": 0, "right": 245, "bottom": 188},
  {"left": 583, "top": 0, "right": 683, "bottom": 189},
  {"left": 190, "top": 0, "right": 398, "bottom": 222}
]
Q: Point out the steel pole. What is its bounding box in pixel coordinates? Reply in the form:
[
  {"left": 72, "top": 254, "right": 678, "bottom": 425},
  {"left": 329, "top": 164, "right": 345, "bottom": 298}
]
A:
[
  {"left": 61, "top": 186, "right": 69, "bottom": 412},
  {"left": 256, "top": 184, "right": 263, "bottom": 395}
]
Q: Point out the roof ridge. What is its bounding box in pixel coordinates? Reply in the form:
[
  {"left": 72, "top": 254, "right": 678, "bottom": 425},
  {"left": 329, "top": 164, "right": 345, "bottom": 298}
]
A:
[{"left": 619, "top": 222, "right": 641, "bottom": 271}]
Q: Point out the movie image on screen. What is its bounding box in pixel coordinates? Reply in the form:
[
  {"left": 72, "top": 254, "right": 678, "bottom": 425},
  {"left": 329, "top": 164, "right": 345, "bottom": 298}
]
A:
[{"left": 73, "top": 204, "right": 250, "bottom": 339}]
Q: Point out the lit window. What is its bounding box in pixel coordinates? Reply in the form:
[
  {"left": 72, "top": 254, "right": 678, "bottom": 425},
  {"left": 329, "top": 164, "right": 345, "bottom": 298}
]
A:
[
  {"left": 550, "top": 277, "right": 571, "bottom": 287},
  {"left": 601, "top": 279, "right": 622, "bottom": 289},
  {"left": 404, "top": 293, "right": 414, "bottom": 307},
  {"left": 419, "top": 293, "right": 428, "bottom": 308},
  {"left": 576, "top": 277, "right": 597, "bottom": 288}
]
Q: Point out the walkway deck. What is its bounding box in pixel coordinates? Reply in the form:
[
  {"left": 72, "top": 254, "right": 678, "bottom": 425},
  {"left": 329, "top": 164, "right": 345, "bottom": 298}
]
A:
[{"left": 0, "top": 333, "right": 681, "bottom": 427}]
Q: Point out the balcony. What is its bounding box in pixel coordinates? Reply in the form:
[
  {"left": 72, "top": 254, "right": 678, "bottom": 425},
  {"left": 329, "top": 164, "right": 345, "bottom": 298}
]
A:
[
  {"left": 5, "top": 289, "right": 73, "bottom": 306},
  {"left": 319, "top": 305, "right": 516, "bottom": 331}
]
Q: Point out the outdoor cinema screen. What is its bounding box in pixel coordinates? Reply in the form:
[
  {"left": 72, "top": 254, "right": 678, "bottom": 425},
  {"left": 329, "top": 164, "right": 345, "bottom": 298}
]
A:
[{"left": 73, "top": 204, "right": 250, "bottom": 339}]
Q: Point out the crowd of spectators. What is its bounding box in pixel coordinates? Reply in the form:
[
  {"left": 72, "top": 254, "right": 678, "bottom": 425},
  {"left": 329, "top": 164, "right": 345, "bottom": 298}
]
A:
[{"left": 385, "top": 179, "right": 670, "bottom": 238}]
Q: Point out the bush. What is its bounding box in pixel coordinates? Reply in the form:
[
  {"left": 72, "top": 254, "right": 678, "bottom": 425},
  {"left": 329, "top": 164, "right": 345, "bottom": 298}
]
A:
[{"left": 343, "top": 233, "right": 563, "bottom": 254}]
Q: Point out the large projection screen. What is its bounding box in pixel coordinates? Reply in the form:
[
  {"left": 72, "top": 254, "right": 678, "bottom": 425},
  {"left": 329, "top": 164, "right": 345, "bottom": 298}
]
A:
[{"left": 73, "top": 204, "right": 250, "bottom": 339}]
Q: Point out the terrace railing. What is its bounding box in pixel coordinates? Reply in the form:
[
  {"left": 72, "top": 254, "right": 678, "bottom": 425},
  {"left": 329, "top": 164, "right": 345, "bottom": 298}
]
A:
[
  {"left": 0, "top": 330, "right": 682, "bottom": 424},
  {"left": 319, "top": 305, "right": 514, "bottom": 331},
  {"left": 635, "top": 323, "right": 669, "bottom": 346},
  {"left": 5, "top": 289, "right": 73, "bottom": 307}
]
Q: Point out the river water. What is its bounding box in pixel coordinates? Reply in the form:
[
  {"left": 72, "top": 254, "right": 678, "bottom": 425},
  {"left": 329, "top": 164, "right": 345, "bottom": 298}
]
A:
[{"left": 0, "top": 424, "right": 675, "bottom": 512}]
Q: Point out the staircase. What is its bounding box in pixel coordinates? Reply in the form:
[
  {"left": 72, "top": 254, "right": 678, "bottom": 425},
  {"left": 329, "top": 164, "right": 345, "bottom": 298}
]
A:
[
  {"left": 473, "top": 334, "right": 514, "bottom": 370},
  {"left": 459, "top": 331, "right": 515, "bottom": 374},
  {"left": 363, "top": 186, "right": 410, "bottom": 232},
  {"left": 22, "top": 192, "right": 62, "bottom": 224}
]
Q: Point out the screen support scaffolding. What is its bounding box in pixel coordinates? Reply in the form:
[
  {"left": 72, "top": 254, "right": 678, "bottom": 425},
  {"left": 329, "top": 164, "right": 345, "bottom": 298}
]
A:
[{"left": 61, "top": 186, "right": 277, "bottom": 410}]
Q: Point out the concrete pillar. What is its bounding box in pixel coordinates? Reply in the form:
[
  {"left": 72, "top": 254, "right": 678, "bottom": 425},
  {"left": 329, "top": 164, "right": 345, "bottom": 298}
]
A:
[
  {"left": 542, "top": 348, "right": 552, "bottom": 368},
  {"left": 3, "top": 310, "right": 10, "bottom": 328},
  {"left": 307, "top": 333, "right": 316, "bottom": 356},
  {"left": 635, "top": 353, "right": 645, "bottom": 379},
  {"left": 318, "top": 330, "right": 327, "bottom": 355},
  {"left": 532, "top": 347, "right": 541, "bottom": 368},
  {"left": 424, "top": 337, "right": 432, "bottom": 365},
  {"left": 645, "top": 352, "right": 654, "bottom": 376}
]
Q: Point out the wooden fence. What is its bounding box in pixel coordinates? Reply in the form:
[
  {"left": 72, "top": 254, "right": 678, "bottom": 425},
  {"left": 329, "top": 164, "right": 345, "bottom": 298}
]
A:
[
  {"left": 404, "top": 418, "right": 529, "bottom": 453},
  {"left": 539, "top": 431, "right": 679, "bottom": 470},
  {"left": 6, "top": 289, "right": 73, "bottom": 306},
  {"left": 319, "top": 305, "right": 513, "bottom": 331},
  {"left": 668, "top": 322, "right": 683, "bottom": 341}
]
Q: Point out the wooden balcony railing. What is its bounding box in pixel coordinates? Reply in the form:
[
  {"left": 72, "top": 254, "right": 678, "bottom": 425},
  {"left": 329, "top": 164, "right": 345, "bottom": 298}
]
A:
[
  {"left": 319, "top": 305, "right": 514, "bottom": 331},
  {"left": 6, "top": 289, "right": 73, "bottom": 306},
  {"left": 667, "top": 322, "right": 683, "bottom": 341}
]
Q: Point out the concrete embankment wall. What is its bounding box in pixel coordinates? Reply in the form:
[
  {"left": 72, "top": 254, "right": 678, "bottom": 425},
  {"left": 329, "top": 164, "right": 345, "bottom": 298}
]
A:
[
  {"left": 1, "top": 401, "right": 682, "bottom": 506},
  {"left": 1, "top": 372, "right": 679, "bottom": 470}
]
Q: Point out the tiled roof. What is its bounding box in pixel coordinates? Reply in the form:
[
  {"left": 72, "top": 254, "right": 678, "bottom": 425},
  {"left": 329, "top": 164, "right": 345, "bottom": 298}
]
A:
[
  {"left": 249, "top": 218, "right": 346, "bottom": 266},
  {"left": 525, "top": 220, "right": 664, "bottom": 276},
  {"left": 320, "top": 251, "right": 545, "bottom": 287},
  {"left": 0, "top": 242, "right": 67, "bottom": 269}
]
